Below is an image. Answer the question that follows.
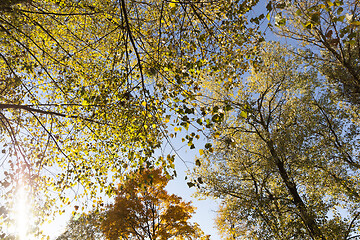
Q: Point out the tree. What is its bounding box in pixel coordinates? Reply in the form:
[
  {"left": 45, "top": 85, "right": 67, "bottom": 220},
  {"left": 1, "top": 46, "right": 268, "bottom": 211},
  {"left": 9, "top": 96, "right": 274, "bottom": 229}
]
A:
[
  {"left": 101, "top": 168, "right": 210, "bottom": 240},
  {"left": 268, "top": 0, "right": 360, "bottom": 104},
  {"left": 0, "top": 0, "right": 261, "bottom": 224},
  {"left": 192, "top": 42, "right": 360, "bottom": 239},
  {"left": 8, "top": 0, "right": 360, "bottom": 239},
  {"left": 56, "top": 212, "right": 104, "bottom": 240}
]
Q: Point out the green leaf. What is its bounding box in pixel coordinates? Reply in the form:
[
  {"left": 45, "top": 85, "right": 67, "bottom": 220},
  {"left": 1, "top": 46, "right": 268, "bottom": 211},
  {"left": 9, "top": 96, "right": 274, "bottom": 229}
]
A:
[
  {"left": 266, "top": 1, "right": 272, "bottom": 11},
  {"left": 347, "top": 40, "right": 357, "bottom": 45},
  {"left": 195, "top": 159, "right": 201, "bottom": 166},
  {"left": 310, "top": 12, "right": 321, "bottom": 25},
  {"left": 337, "top": 7, "right": 344, "bottom": 14},
  {"left": 224, "top": 104, "right": 233, "bottom": 111}
]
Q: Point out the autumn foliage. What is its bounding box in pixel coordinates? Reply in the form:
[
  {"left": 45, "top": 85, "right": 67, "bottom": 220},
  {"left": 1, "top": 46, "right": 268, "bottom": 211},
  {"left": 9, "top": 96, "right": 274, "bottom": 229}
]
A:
[{"left": 101, "top": 168, "right": 209, "bottom": 240}]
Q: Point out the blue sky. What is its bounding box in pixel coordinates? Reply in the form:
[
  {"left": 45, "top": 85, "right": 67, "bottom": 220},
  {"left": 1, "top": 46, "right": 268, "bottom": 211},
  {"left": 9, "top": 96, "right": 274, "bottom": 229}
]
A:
[{"left": 166, "top": 152, "right": 221, "bottom": 239}]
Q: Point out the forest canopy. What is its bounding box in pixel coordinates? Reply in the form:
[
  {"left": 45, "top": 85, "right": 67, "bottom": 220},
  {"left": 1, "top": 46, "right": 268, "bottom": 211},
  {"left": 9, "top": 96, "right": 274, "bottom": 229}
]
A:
[
  {"left": 193, "top": 41, "right": 360, "bottom": 239},
  {"left": 0, "top": 0, "right": 359, "bottom": 239}
]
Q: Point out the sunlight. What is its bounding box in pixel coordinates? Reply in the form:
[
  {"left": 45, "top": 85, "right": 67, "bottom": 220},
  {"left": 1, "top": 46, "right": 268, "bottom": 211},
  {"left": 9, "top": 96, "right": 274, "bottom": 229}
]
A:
[{"left": 14, "top": 179, "right": 31, "bottom": 240}]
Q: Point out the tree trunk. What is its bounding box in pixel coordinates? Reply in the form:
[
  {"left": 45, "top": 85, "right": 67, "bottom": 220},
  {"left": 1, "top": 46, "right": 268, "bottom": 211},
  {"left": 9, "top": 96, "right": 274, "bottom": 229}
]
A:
[{"left": 266, "top": 139, "right": 326, "bottom": 240}]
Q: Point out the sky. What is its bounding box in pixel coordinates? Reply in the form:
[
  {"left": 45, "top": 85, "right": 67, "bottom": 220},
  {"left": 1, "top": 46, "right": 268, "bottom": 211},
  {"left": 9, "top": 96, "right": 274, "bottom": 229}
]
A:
[{"left": 166, "top": 151, "right": 221, "bottom": 239}]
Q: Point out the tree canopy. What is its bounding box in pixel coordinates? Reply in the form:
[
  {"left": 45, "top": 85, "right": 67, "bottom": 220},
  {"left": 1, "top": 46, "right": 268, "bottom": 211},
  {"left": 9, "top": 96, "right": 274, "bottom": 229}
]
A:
[
  {"left": 101, "top": 168, "right": 209, "bottom": 240},
  {"left": 0, "top": 0, "right": 359, "bottom": 239},
  {"left": 0, "top": 0, "right": 260, "bottom": 230},
  {"left": 55, "top": 212, "right": 104, "bottom": 240},
  {"left": 270, "top": 0, "right": 360, "bottom": 104},
  {"left": 192, "top": 41, "right": 360, "bottom": 239}
]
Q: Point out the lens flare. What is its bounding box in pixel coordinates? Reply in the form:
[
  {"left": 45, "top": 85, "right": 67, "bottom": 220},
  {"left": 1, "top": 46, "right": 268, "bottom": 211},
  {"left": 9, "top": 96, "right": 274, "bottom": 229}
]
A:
[{"left": 14, "top": 180, "right": 30, "bottom": 240}]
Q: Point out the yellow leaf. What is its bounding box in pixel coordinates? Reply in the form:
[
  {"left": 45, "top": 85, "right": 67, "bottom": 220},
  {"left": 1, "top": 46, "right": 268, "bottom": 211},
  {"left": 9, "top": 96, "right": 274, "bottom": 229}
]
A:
[
  {"left": 327, "top": 0, "right": 334, "bottom": 7},
  {"left": 199, "top": 149, "right": 204, "bottom": 155},
  {"left": 240, "top": 111, "right": 248, "bottom": 118},
  {"left": 169, "top": 2, "right": 176, "bottom": 8},
  {"left": 142, "top": 101, "right": 147, "bottom": 107}
]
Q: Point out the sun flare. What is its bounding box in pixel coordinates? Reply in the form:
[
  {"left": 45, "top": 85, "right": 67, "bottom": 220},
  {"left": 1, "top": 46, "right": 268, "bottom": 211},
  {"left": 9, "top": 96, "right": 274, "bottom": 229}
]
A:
[{"left": 14, "top": 181, "right": 30, "bottom": 240}]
